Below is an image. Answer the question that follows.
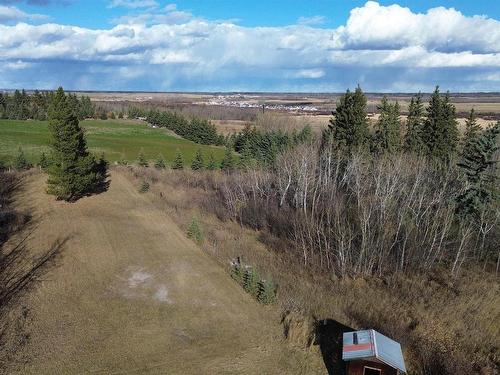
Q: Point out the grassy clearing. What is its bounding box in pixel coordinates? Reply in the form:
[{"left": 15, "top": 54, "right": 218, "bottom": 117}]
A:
[
  {"left": 5, "top": 170, "right": 323, "bottom": 374},
  {"left": 0, "top": 119, "right": 226, "bottom": 165}
]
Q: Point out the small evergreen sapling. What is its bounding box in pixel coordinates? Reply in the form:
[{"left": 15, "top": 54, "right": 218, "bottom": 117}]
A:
[
  {"left": 231, "top": 263, "right": 244, "bottom": 285},
  {"left": 187, "top": 217, "right": 203, "bottom": 244},
  {"left": 38, "top": 152, "right": 50, "bottom": 170},
  {"left": 220, "top": 147, "right": 235, "bottom": 171},
  {"left": 137, "top": 150, "right": 148, "bottom": 167},
  {"left": 154, "top": 154, "right": 166, "bottom": 169},
  {"left": 243, "top": 267, "right": 260, "bottom": 297},
  {"left": 138, "top": 180, "right": 150, "bottom": 193},
  {"left": 191, "top": 149, "right": 204, "bottom": 170},
  {"left": 14, "top": 147, "right": 32, "bottom": 170},
  {"left": 207, "top": 153, "right": 217, "bottom": 170},
  {"left": 172, "top": 149, "right": 184, "bottom": 170},
  {"left": 257, "top": 279, "right": 277, "bottom": 304}
]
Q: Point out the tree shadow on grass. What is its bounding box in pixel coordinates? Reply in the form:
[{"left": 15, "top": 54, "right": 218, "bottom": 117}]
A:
[
  {"left": 314, "top": 318, "right": 354, "bottom": 375},
  {"left": 0, "top": 233, "right": 68, "bottom": 371}
]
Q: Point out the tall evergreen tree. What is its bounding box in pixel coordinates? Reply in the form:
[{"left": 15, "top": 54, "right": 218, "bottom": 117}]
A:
[
  {"left": 46, "top": 87, "right": 107, "bottom": 201},
  {"left": 220, "top": 147, "right": 235, "bottom": 171},
  {"left": 422, "top": 87, "right": 459, "bottom": 161},
  {"left": 238, "top": 141, "right": 255, "bottom": 169},
  {"left": 404, "top": 93, "right": 425, "bottom": 153},
  {"left": 372, "top": 96, "right": 402, "bottom": 153},
  {"left": 456, "top": 121, "right": 499, "bottom": 223},
  {"left": 462, "top": 108, "right": 481, "bottom": 149},
  {"left": 172, "top": 149, "right": 184, "bottom": 170},
  {"left": 324, "top": 85, "right": 369, "bottom": 152},
  {"left": 191, "top": 149, "right": 204, "bottom": 170}
]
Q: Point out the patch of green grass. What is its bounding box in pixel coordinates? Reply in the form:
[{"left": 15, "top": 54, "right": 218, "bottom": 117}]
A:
[{"left": 0, "top": 119, "right": 227, "bottom": 165}]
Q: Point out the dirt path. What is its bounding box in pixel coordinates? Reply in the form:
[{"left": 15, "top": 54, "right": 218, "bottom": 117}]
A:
[{"left": 8, "top": 171, "right": 323, "bottom": 374}]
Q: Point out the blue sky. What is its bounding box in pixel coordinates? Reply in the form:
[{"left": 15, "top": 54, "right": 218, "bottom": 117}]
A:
[{"left": 0, "top": 0, "right": 499, "bottom": 91}]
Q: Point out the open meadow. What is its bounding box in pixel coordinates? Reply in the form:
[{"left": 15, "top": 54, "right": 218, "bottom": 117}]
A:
[{"left": 0, "top": 119, "right": 226, "bottom": 166}]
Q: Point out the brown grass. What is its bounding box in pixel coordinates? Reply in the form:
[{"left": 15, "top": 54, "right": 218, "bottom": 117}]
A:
[{"left": 6, "top": 169, "right": 324, "bottom": 374}]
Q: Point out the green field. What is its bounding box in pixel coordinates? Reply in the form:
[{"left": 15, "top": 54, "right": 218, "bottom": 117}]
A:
[{"left": 0, "top": 119, "right": 227, "bottom": 165}]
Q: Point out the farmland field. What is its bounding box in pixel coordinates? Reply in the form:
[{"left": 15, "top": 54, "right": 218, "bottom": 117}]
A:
[{"left": 0, "top": 119, "right": 227, "bottom": 165}]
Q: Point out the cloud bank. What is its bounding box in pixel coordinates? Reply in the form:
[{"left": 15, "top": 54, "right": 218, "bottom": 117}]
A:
[{"left": 0, "top": 1, "right": 499, "bottom": 91}]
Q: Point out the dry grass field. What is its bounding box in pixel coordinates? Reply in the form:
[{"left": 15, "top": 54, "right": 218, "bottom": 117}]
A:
[
  {"left": 5, "top": 170, "right": 324, "bottom": 374},
  {"left": 128, "top": 167, "right": 500, "bottom": 375}
]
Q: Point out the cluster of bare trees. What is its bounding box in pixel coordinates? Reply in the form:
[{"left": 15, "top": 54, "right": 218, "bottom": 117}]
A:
[{"left": 217, "top": 141, "right": 498, "bottom": 277}]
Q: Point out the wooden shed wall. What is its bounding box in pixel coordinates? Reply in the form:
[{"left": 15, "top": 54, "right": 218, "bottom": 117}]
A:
[{"left": 347, "top": 359, "right": 398, "bottom": 375}]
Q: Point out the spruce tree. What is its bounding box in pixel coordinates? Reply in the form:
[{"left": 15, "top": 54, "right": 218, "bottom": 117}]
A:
[
  {"left": 372, "top": 96, "right": 401, "bottom": 154},
  {"left": 207, "top": 152, "right": 217, "bottom": 170},
  {"left": 324, "top": 85, "right": 369, "bottom": 153},
  {"left": 186, "top": 217, "right": 203, "bottom": 244},
  {"left": 191, "top": 149, "right": 204, "bottom": 170},
  {"left": 422, "top": 87, "right": 459, "bottom": 162},
  {"left": 404, "top": 93, "right": 425, "bottom": 153},
  {"left": 14, "top": 147, "right": 31, "bottom": 170},
  {"left": 220, "top": 147, "right": 235, "bottom": 171},
  {"left": 257, "top": 279, "right": 277, "bottom": 304},
  {"left": 38, "top": 152, "right": 50, "bottom": 170},
  {"left": 238, "top": 141, "right": 254, "bottom": 169},
  {"left": 172, "top": 149, "right": 184, "bottom": 170},
  {"left": 456, "top": 122, "right": 499, "bottom": 222},
  {"left": 243, "top": 268, "right": 260, "bottom": 297},
  {"left": 462, "top": 108, "right": 481, "bottom": 149},
  {"left": 47, "top": 87, "right": 107, "bottom": 201},
  {"left": 154, "top": 154, "right": 166, "bottom": 169},
  {"left": 137, "top": 150, "right": 148, "bottom": 167}
]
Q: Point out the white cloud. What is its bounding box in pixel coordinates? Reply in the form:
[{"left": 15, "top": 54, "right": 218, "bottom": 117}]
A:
[
  {"left": 297, "top": 15, "right": 326, "bottom": 26},
  {"left": 288, "top": 69, "right": 325, "bottom": 79},
  {"left": 339, "top": 1, "right": 500, "bottom": 54},
  {"left": 108, "top": 0, "right": 158, "bottom": 9},
  {"left": 0, "top": 5, "right": 47, "bottom": 23},
  {"left": 5, "top": 59, "right": 32, "bottom": 69},
  {"left": 0, "top": 1, "right": 499, "bottom": 91}
]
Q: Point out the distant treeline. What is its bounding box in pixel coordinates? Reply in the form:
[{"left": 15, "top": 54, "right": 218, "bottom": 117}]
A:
[
  {"left": 0, "top": 90, "right": 94, "bottom": 121},
  {"left": 145, "top": 108, "right": 225, "bottom": 146},
  {"left": 128, "top": 106, "right": 313, "bottom": 165}
]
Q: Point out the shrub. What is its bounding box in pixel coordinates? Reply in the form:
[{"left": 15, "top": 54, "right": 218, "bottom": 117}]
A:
[
  {"left": 257, "top": 279, "right": 277, "bottom": 304},
  {"left": 231, "top": 263, "right": 244, "bottom": 285},
  {"left": 186, "top": 217, "right": 203, "bottom": 244},
  {"left": 243, "top": 267, "right": 260, "bottom": 297},
  {"left": 138, "top": 180, "right": 150, "bottom": 193},
  {"left": 137, "top": 150, "right": 148, "bottom": 167}
]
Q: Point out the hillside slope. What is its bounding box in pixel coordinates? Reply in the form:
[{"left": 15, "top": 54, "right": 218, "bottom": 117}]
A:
[{"left": 8, "top": 171, "right": 323, "bottom": 374}]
